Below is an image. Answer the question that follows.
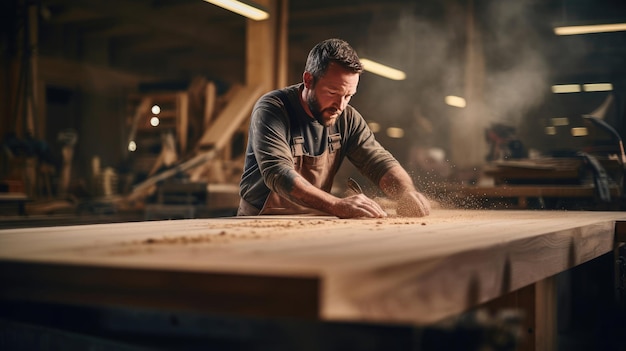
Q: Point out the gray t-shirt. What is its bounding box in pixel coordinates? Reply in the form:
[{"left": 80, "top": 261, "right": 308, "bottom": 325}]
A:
[{"left": 239, "top": 83, "right": 399, "bottom": 210}]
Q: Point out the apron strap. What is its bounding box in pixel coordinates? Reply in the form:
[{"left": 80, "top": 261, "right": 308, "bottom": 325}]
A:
[
  {"left": 277, "top": 90, "right": 342, "bottom": 156},
  {"left": 328, "top": 133, "right": 341, "bottom": 153}
]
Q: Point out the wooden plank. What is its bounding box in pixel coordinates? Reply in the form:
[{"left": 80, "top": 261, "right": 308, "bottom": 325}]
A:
[
  {"left": 196, "top": 84, "right": 264, "bottom": 150},
  {"left": 0, "top": 210, "right": 624, "bottom": 327}
]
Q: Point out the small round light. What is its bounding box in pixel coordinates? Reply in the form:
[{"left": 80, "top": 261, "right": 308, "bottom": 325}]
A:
[
  {"left": 151, "top": 105, "right": 161, "bottom": 115},
  {"left": 128, "top": 141, "right": 137, "bottom": 152},
  {"left": 150, "top": 117, "right": 160, "bottom": 127}
]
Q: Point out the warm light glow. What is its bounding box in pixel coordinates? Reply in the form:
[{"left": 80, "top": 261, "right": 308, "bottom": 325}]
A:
[
  {"left": 151, "top": 105, "right": 161, "bottom": 115},
  {"left": 203, "top": 0, "right": 269, "bottom": 20},
  {"left": 368, "top": 122, "right": 381, "bottom": 133},
  {"left": 445, "top": 95, "right": 466, "bottom": 108},
  {"left": 571, "top": 127, "right": 588, "bottom": 137},
  {"left": 386, "top": 127, "right": 404, "bottom": 138},
  {"left": 554, "top": 23, "right": 626, "bottom": 35},
  {"left": 551, "top": 84, "right": 581, "bottom": 93},
  {"left": 360, "top": 58, "right": 406, "bottom": 81},
  {"left": 128, "top": 141, "right": 137, "bottom": 152},
  {"left": 545, "top": 126, "right": 557, "bottom": 135},
  {"left": 583, "top": 83, "right": 613, "bottom": 92},
  {"left": 551, "top": 117, "right": 569, "bottom": 126},
  {"left": 150, "top": 117, "right": 160, "bottom": 127}
]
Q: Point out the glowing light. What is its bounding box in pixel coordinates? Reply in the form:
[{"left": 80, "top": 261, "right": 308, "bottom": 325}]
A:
[
  {"left": 445, "top": 95, "right": 466, "bottom": 108},
  {"left": 554, "top": 23, "right": 626, "bottom": 35},
  {"left": 368, "top": 122, "right": 381, "bottom": 133},
  {"left": 150, "top": 117, "right": 160, "bottom": 127},
  {"left": 151, "top": 105, "right": 161, "bottom": 115},
  {"left": 551, "top": 117, "right": 569, "bottom": 126},
  {"left": 386, "top": 127, "right": 404, "bottom": 138},
  {"left": 360, "top": 58, "right": 406, "bottom": 81},
  {"left": 128, "top": 141, "right": 137, "bottom": 152},
  {"left": 203, "top": 0, "right": 269, "bottom": 21},
  {"left": 552, "top": 84, "right": 581, "bottom": 93},
  {"left": 583, "top": 83, "right": 613, "bottom": 92},
  {"left": 545, "top": 126, "right": 557, "bottom": 135},
  {"left": 571, "top": 127, "right": 588, "bottom": 137}
]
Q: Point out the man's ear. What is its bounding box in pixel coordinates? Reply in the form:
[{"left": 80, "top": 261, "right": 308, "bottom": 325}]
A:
[{"left": 303, "top": 72, "right": 314, "bottom": 89}]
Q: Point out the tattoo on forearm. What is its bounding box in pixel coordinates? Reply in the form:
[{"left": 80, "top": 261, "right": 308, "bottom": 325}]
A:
[{"left": 278, "top": 173, "right": 312, "bottom": 206}]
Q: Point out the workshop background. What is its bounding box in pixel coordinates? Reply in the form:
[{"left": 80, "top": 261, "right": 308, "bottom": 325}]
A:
[
  {"left": 1, "top": 2, "right": 626, "bottom": 351},
  {"left": 0, "top": 0, "right": 625, "bottom": 222}
]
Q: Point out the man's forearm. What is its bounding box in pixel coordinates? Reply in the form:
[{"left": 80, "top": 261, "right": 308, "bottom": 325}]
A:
[
  {"left": 273, "top": 170, "right": 338, "bottom": 211},
  {"left": 378, "top": 165, "right": 417, "bottom": 199}
]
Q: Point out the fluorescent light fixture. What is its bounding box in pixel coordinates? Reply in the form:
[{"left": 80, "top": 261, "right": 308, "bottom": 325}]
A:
[
  {"left": 445, "top": 95, "right": 466, "bottom": 108},
  {"left": 545, "top": 126, "right": 557, "bottom": 135},
  {"left": 386, "top": 127, "right": 404, "bottom": 138},
  {"left": 360, "top": 58, "right": 406, "bottom": 80},
  {"left": 554, "top": 23, "right": 626, "bottom": 35},
  {"left": 571, "top": 127, "right": 588, "bottom": 137},
  {"left": 551, "top": 117, "right": 569, "bottom": 126},
  {"left": 368, "top": 121, "right": 381, "bottom": 133},
  {"left": 583, "top": 83, "right": 613, "bottom": 92},
  {"left": 551, "top": 84, "right": 581, "bottom": 93},
  {"left": 203, "top": 0, "right": 269, "bottom": 21}
]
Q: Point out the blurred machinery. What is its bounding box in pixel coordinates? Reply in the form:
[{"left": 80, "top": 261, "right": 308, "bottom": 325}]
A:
[
  {"left": 122, "top": 79, "right": 263, "bottom": 219},
  {"left": 440, "top": 113, "right": 625, "bottom": 210}
]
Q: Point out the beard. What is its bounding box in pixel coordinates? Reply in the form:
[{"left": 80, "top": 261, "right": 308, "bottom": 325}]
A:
[{"left": 306, "top": 93, "right": 340, "bottom": 127}]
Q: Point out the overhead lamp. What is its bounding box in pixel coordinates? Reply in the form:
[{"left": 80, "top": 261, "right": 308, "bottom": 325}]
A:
[
  {"left": 554, "top": 23, "right": 626, "bottom": 35},
  {"left": 583, "top": 83, "right": 613, "bottom": 92},
  {"left": 360, "top": 59, "right": 406, "bottom": 81},
  {"left": 551, "top": 84, "right": 581, "bottom": 93},
  {"left": 571, "top": 127, "right": 588, "bottom": 137},
  {"left": 551, "top": 117, "right": 569, "bottom": 126},
  {"left": 203, "top": 0, "right": 269, "bottom": 21},
  {"left": 444, "top": 95, "right": 466, "bottom": 108},
  {"left": 368, "top": 121, "right": 381, "bottom": 133},
  {"left": 386, "top": 127, "right": 405, "bottom": 138}
]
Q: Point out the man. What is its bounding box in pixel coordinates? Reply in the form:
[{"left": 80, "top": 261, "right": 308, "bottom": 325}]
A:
[{"left": 238, "top": 38, "right": 430, "bottom": 218}]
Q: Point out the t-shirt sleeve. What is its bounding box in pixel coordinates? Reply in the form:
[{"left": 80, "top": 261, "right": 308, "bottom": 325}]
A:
[
  {"left": 343, "top": 108, "right": 400, "bottom": 185},
  {"left": 249, "top": 94, "right": 295, "bottom": 193}
]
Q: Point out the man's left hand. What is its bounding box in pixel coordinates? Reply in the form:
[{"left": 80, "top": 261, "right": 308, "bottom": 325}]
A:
[{"left": 396, "top": 190, "right": 431, "bottom": 217}]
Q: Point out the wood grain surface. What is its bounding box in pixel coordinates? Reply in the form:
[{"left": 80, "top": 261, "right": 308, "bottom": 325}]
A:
[{"left": 0, "top": 209, "right": 624, "bottom": 325}]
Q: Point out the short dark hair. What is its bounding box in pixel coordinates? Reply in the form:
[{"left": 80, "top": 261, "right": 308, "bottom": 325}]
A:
[{"left": 304, "top": 38, "right": 363, "bottom": 82}]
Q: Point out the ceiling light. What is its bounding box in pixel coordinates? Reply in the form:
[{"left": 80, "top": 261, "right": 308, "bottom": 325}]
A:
[
  {"left": 583, "top": 83, "right": 613, "bottom": 92},
  {"left": 203, "top": 0, "right": 269, "bottom": 21},
  {"left": 551, "top": 117, "right": 569, "bottom": 126},
  {"left": 445, "top": 95, "right": 466, "bottom": 108},
  {"left": 554, "top": 23, "right": 626, "bottom": 35},
  {"left": 368, "top": 122, "right": 381, "bottom": 133},
  {"left": 551, "top": 84, "right": 581, "bottom": 93},
  {"left": 571, "top": 127, "right": 588, "bottom": 137},
  {"left": 386, "top": 127, "right": 404, "bottom": 138},
  {"left": 151, "top": 105, "right": 161, "bottom": 115},
  {"left": 360, "top": 59, "right": 406, "bottom": 81}
]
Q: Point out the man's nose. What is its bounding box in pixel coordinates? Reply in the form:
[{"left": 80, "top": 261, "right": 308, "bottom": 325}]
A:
[{"left": 336, "top": 96, "right": 349, "bottom": 110}]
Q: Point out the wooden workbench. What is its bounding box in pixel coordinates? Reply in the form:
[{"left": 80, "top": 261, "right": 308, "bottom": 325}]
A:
[{"left": 1, "top": 209, "right": 625, "bottom": 350}]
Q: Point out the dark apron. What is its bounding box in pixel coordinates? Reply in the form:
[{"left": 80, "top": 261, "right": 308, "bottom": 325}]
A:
[{"left": 238, "top": 92, "right": 342, "bottom": 216}]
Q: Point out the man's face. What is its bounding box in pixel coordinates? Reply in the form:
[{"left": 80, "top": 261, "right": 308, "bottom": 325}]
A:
[{"left": 305, "top": 63, "right": 359, "bottom": 127}]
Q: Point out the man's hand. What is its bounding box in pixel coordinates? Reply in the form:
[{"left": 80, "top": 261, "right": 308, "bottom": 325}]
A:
[
  {"left": 396, "top": 190, "right": 431, "bottom": 217},
  {"left": 331, "top": 194, "right": 388, "bottom": 219}
]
